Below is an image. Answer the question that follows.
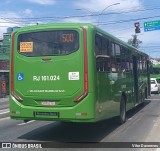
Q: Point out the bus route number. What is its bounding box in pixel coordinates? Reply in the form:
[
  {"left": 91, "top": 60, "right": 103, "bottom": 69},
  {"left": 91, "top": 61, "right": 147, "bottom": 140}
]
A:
[{"left": 62, "top": 34, "right": 74, "bottom": 42}]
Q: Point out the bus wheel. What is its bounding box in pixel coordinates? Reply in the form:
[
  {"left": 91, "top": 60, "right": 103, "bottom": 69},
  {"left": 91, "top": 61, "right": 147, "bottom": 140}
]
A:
[
  {"left": 119, "top": 96, "right": 126, "bottom": 124},
  {"left": 145, "top": 87, "right": 148, "bottom": 99},
  {"left": 24, "top": 120, "right": 30, "bottom": 123}
]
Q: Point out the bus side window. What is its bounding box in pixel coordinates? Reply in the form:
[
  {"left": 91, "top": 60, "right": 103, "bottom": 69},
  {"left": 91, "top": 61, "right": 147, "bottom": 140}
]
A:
[
  {"left": 95, "top": 34, "right": 102, "bottom": 55},
  {"left": 110, "top": 43, "right": 122, "bottom": 73},
  {"left": 95, "top": 33, "right": 111, "bottom": 72},
  {"left": 111, "top": 43, "right": 115, "bottom": 57},
  {"left": 115, "top": 44, "right": 120, "bottom": 56},
  {"left": 143, "top": 57, "right": 147, "bottom": 73},
  {"left": 102, "top": 37, "right": 110, "bottom": 56},
  {"left": 95, "top": 34, "right": 110, "bottom": 56},
  {"left": 121, "top": 47, "right": 132, "bottom": 72},
  {"left": 96, "top": 56, "right": 110, "bottom": 72}
]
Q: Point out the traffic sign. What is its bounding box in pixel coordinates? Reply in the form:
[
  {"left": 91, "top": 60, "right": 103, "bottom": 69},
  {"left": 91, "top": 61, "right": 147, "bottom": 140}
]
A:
[{"left": 144, "top": 20, "right": 160, "bottom": 32}]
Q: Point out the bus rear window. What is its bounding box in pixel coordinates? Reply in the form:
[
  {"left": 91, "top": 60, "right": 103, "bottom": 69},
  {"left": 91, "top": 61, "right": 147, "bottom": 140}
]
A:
[{"left": 18, "top": 30, "right": 79, "bottom": 56}]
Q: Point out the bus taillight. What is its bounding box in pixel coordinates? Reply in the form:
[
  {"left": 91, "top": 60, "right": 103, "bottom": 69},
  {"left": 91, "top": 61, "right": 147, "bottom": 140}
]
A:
[
  {"left": 11, "top": 32, "right": 16, "bottom": 93},
  {"left": 74, "top": 27, "right": 88, "bottom": 103},
  {"left": 11, "top": 32, "right": 23, "bottom": 102},
  {"left": 84, "top": 73, "right": 88, "bottom": 90},
  {"left": 12, "top": 91, "right": 23, "bottom": 102}
]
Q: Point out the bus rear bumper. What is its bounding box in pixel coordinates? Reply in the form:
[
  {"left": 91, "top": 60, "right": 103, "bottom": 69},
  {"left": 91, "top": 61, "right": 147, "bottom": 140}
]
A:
[{"left": 9, "top": 94, "right": 96, "bottom": 122}]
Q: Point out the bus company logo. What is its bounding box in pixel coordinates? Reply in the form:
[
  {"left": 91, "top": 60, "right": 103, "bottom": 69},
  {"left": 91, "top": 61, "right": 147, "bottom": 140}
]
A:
[
  {"left": 2, "top": 143, "right": 12, "bottom": 148},
  {"left": 17, "top": 73, "right": 24, "bottom": 81}
]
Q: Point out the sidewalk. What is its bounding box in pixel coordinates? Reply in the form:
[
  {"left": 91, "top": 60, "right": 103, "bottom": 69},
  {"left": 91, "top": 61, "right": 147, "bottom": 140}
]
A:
[{"left": 0, "top": 96, "right": 10, "bottom": 119}]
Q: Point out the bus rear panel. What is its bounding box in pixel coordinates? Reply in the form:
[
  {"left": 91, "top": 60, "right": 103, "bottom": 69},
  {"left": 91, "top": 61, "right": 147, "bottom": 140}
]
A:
[{"left": 10, "top": 24, "right": 96, "bottom": 122}]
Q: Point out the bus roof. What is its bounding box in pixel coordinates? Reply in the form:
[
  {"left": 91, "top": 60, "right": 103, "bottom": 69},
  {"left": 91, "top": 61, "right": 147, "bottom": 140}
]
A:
[{"left": 13, "top": 23, "right": 148, "bottom": 58}]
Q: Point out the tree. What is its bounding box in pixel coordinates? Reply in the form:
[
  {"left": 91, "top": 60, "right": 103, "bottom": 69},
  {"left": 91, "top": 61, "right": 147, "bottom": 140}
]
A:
[{"left": 127, "top": 34, "right": 142, "bottom": 48}]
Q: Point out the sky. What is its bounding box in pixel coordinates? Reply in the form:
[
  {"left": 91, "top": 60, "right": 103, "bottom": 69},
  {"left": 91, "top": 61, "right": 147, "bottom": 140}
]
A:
[{"left": 0, "top": 0, "right": 160, "bottom": 58}]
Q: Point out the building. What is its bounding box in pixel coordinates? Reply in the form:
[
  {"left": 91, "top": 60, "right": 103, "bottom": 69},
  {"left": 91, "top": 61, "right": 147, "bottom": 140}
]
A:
[
  {"left": 0, "top": 27, "right": 20, "bottom": 96},
  {"left": 150, "top": 58, "right": 160, "bottom": 65}
]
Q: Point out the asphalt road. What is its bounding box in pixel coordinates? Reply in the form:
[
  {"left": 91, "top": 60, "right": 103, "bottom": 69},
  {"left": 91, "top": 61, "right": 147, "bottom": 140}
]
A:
[
  {"left": 0, "top": 97, "right": 9, "bottom": 110},
  {"left": 0, "top": 94, "right": 160, "bottom": 151}
]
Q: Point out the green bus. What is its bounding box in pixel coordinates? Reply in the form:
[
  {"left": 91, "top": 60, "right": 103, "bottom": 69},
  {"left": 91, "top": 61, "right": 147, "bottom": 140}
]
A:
[
  {"left": 10, "top": 23, "right": 150, "bottom": 123},
  {"left": 150, "top": 64, "right": 160, "bottom": 82}
]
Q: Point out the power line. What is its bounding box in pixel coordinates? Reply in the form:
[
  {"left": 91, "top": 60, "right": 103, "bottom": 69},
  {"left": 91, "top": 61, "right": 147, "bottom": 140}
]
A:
[
  {"left": 0, "top": 17, "right": 21, "bottom": 24},
  {"left": 98, "top": 15, "right": 160, "bottom": 25},
  {"left": 141, "top": 46, "right": 160, "bottom": 48},
  {"left": 0, "top": 6, "right": 159, "bottom": 28},
  {"left": 1, "top": 7, "right": 160, "bottom": 21},
  {"left": 100, "top": 7, "right": 160, "bottom": 16},
  {"left": 110, "top": 27, "right": 133, "bottom": 33},
  {"left": 1, "top": 14, "right": 160, "bottom": 27}
]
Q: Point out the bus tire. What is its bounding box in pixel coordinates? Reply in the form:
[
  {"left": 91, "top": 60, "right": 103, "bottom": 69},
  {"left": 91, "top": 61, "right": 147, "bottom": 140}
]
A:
[
  {"left": 119, "top": 96, "right": 126, "bottom": 124},
  {"left": 24, "top": 120, "right": 30, "bottom": 123},
  {"left": 145, "top": 87, "right": 148, "bottom": 99}
]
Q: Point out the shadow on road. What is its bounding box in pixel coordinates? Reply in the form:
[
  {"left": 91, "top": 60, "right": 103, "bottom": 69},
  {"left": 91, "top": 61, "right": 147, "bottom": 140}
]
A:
[
  {"left": 18, "top": 100, "right": 151, "bottom": 142},
  {"left": 127, "top": 100, "right": 151, "bottom": 120}
]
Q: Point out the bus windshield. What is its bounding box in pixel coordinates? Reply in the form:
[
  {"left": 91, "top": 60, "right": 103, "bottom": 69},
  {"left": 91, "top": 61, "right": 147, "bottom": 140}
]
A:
[{"left": 18, "top": 30, "right": 79, "bottom": 56}]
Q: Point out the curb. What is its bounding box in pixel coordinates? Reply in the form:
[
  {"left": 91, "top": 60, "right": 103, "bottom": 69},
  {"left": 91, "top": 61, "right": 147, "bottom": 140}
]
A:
[{"left": 0, "top": 109, "right": 10, "bottom": 119}]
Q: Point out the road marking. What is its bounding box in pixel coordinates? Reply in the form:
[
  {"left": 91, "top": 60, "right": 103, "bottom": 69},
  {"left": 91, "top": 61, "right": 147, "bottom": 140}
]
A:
[
  {"left": 0, "top": 117, "right": 10, "bottom": 121},
  {"left": 18, "top": 120, "right": 35, "bottom": 126},
  {"left": 0, "top": 111, "right": 10, "bottom": 115}
]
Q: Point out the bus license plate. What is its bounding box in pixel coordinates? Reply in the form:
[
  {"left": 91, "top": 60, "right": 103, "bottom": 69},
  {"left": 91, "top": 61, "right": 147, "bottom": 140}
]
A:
[{"left": 34, "top": 112, "right": 59, "bottom": 117}]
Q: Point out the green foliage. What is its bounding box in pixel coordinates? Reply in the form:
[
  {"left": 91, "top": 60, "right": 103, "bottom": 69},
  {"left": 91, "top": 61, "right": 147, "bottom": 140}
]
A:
[{"left": 127, "top": 35, "right": 142, "bottom": 48}]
